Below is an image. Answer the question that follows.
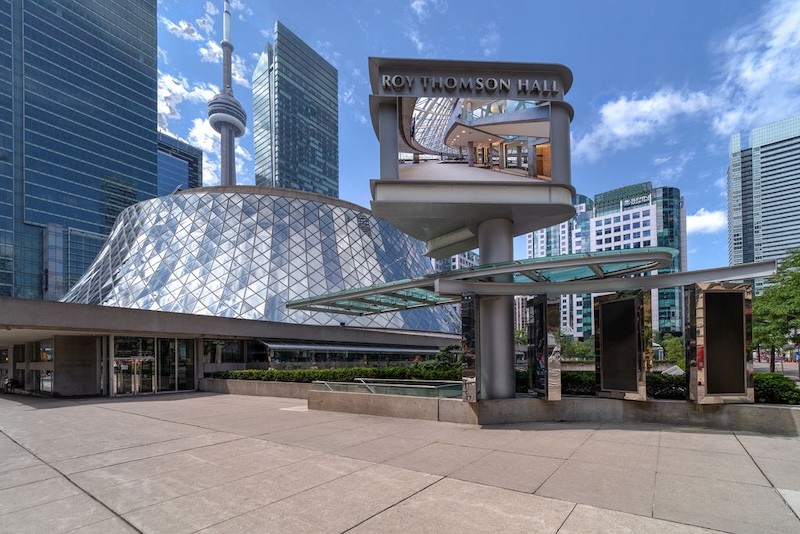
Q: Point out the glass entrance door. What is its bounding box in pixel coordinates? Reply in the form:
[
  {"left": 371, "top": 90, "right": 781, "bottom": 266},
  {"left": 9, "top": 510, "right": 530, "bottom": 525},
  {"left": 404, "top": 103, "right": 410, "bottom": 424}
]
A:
[{"left": 113, "top": 358, "right": 156, "bottom": 395}]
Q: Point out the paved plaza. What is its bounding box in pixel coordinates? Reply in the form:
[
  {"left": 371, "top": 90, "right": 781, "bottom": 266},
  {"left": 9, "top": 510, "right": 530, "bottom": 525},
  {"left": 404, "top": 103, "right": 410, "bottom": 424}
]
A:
[{"left": 1, "top": 393, "right": 799, "bottom": 533}]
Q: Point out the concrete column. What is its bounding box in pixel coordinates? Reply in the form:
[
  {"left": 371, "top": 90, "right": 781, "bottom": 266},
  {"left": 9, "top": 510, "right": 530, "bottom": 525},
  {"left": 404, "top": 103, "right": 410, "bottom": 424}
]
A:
[
  {"left": 499, "top": 143, "right": 506, "bottom": 169},
  {"left": 550, "top": 101, "right": 572, "bottom": 186},
  {"left": 468, "top": 141, "right": 475, "bottom": 167},
  {"left": 378, "top": 101, "right": 399, "bottom": 180},
  {"left": 413, "top": 153, "right": 420, "bottom": 164},
  {"left": 477, "top": 218, "right": 515, "bottom": 400},
  {"left": 517, "top": 144, "right": 523, "bottom": 168},
  {"left": 527, "top": 138, "right": 536, "bottom": 178}
]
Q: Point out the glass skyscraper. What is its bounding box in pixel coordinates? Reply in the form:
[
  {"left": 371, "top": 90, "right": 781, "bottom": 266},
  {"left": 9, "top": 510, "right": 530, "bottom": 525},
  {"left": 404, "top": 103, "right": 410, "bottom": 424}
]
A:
[
  {"left": 157, "top": 132, "right": 203, "bottom": 196},
  {"left": 528, "top": 184, "right": 686, "bottom": 337},
  {"left": 728, "top": 116, "right": 800, "bottom": 291},
  {"left": 252, "top": 21, "right": 339, "bottom": 198},
  {"left": 0, "top": 0, "right": 157, "bottom": 300}
]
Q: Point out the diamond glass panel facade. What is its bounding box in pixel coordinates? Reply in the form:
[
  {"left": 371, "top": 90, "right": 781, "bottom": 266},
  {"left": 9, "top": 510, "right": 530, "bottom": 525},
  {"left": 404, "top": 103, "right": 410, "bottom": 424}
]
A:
[
  {"left": 63, "top": 187, "right": 459, "bottom": 333},
  {"left": 252, "top": 21, "right": 338, "bottom": 198},
  {"left": 2, "top": 0, "right": 157, "bottom": 300}
]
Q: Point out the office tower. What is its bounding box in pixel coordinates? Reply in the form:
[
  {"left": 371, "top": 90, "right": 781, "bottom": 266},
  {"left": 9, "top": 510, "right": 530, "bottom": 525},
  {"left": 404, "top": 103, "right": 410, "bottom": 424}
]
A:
[
  {"left": 0, "top": 0, "right": 157, "bottom": 300},
  {"left": 207, "top": 0, "right": 245, "bottom": 187},
  {"left": 529, "top": 185, "right": 686, "bottom": 337},
  {"left": 728, "top": 116, "right": 800, "bottom": 291},
  {"left": 529, "top": 194, "right": 594, "bottom": 339},
  {"left": 252, "top": 21, "right": 339, "bottom": 197},
  {"left": 157, "top": 132, "right": 204, "bottom": 196},
  {"left": 432, "top": 250, "right": 480, "bottom": 273}
]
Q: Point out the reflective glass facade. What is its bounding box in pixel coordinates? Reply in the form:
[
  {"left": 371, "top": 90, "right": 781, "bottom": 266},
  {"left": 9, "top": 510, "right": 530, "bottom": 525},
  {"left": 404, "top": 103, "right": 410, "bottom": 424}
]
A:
[
  {"left": 252, "top": 21, "right": 338, "bottom": 198},
  {"left": 64, "top": 187, "right": 459, "bottom": 333},
  {"left": 1, "top": 1, "right": 157, "bottom": 300},
  {"left": 728, "top": 116, "right": 800, "bottom": 292},
  {"left": 157, "top": 132, "right": 203, "bottom": 196}
]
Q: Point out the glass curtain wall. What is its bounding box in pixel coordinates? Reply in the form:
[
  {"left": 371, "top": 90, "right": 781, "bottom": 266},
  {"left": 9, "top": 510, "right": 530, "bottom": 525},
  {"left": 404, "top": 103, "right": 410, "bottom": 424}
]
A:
[{"left": 113, "top": 337, "right": 195, "bottom": 395}]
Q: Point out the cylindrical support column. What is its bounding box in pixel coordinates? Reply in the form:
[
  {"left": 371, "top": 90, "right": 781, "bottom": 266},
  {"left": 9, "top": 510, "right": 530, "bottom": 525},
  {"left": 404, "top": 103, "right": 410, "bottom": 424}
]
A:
[
  {"left": 467, "top": 141, "right": 475, "bottom": 167},
  {"left": 378, "top": 101, "right": 399, "bottom": 180},
  {"left": 549, "top": 101, "right": 573, "bottom": 186},
  {"left": 477, "top": 218, "right": 515, "bottom": 400}
]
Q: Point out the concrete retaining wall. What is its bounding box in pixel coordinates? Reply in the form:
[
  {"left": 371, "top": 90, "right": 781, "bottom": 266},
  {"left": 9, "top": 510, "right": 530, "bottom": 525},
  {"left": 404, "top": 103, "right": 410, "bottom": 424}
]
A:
[
  {"left": 202, "top": 379, "right": 800, "bottom": 435},
  {"left": 199, "top": 378, "right": 311, "bottom": 399}
]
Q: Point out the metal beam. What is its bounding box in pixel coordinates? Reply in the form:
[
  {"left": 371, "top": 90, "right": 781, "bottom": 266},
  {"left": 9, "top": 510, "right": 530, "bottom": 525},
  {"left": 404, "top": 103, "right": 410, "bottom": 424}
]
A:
[{"left": 434, "top": 260, "right": 777, "bottom": 296}]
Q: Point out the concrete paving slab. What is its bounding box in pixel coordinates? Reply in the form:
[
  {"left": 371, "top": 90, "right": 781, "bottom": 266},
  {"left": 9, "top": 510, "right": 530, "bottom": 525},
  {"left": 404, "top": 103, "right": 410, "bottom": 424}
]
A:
[
  {"left": 660, "top": 428, "right": 747, "bottom": 455},
  {"left": 589, "top": 423, "right": 663, "bottom": 446},
  {"left": 559, "top": 504, "right": 717, "bottom": 533},
  {"left": 654, "top": 472, "right": 800, "bottom": 533},
  {"left": 0, "top": 476, "right": 81, "bottom": 516},
  {"left": 536, "top": 460, "right": 656, "bottom": 516},
  {"left": 385, "top": 441, "right": 492, "bottom": 476},
  {"left": 350, "top": 477, "right": 574, "bottom": 534},
  {"left": 570, "top": 438, "right": 659, "bottom": 470},
  {"left": 336, "top": 435, "right": 431, "bottom": 463},
  {"left": 50, "top": 431, "right": 241, "bottom": 475},
  {"left": 753, "top": 456, "right": 800, "bottom": 490},
  {"left": 450, "top": 450, "right": 563, "bottom": 493},
  {"left": 779, "top": 488, "right": 800, "bottom": 517},
  {"left": 0, "top": 493, "right": 114, "bottom": 533},
  {"left": 199, "top": 464, "right": 440, "bottom": 534},
  {"left": 737, "top": 433, "right": 800, "bottom": 462},
  {"left": 128, "top": 451, "right": 377, "bottom": 532},
  {"left": 68, "top": 517, "right": 139, "bottom": 533},
  {"left": 3, "top": 393, "right": 800, "bottom": 534},
  {"left": 0, "top": 463, "right": 60, "bottom": 491},
  {"left": 657, "top": 446, "right": 770, "bottom": 486}
]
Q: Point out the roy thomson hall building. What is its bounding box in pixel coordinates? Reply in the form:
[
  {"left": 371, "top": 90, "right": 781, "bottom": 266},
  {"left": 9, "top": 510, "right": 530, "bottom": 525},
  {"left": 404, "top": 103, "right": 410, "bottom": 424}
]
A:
[{"left": 0, "top": 187, "right": 461, "bottom": 397}]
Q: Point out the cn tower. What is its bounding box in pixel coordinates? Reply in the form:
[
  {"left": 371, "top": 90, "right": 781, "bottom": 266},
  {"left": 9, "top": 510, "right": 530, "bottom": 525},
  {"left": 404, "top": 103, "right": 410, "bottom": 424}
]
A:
[{"left": 207, "top": 0, "right": 246, "bottom": 186}]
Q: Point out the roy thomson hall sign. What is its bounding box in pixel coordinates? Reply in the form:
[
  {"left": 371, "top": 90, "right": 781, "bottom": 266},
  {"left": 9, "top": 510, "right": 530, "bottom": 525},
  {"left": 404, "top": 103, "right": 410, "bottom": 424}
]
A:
[{"left": 368, "top": 57, "right": 573, "bottom": 101}]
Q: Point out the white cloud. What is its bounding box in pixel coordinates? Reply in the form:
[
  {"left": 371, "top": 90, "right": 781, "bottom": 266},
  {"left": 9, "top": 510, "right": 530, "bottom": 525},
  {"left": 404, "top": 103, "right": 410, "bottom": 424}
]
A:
[
  {"left": 406, "top": 28, "right": 426, "bottom": 53},
  {"left": 199, "top": 39, "right": 222, "bottom": 63},
  {"left": 711, "top": 0, "right": 800, "bottom": 135},
  {"left": 198, "top": 40, "right": 249, "bottom": 88},
  {"left": 687, "top": 208, "right": 727, "bottom": 234},
  {"left": 573, "top": 89, "right": 713, "bottom": 162},
  {"left": 160, "top": 17, "right": 203, "bottom": 41},
  {"left": 231, "top": 54, "right": 250, "bottom": 88},
  {"left": 479, "top": 23, "right": 500, "bottom": 57},
  {"left": 356, "top": 113, "right": 369, "bottom": 125},
  {"left": 409, "top": 0, "right": 448, "bottom": 18},
  {"left": 576, "top": 1, "right": 800, "bottom": 160},
  {"left": 652, "top": 155, "right": 671, "bottom": 166},
  {"left": 714, "top": 177, "right": 728, "bottom": 199},
  {"left": 189, "top": 118, "right": 220, "bottom": 186},
  {"left": 157, "top": 46, "right": 168, "bottom": 65},
  {"left": 157, "top": 72, "right": 219, "bottom": 130},
  {"left": 651, "top": 150, "right": 694, "bottom": 185}
]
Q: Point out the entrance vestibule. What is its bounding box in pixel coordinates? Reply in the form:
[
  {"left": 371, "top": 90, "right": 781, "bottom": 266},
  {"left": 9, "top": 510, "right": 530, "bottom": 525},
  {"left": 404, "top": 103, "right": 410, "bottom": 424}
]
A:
[{"left": 112, "top": 336, "right": 195, "bottom": 396}]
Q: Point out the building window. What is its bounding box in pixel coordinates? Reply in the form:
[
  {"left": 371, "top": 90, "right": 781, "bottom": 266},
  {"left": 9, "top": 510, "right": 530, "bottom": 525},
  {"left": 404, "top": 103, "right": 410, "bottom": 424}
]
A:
[
  {"left": 623, "top": 214, "right": 630, "bottom": 221},
  {"left": 643, "top": 230, "right": 651, "bottom": 237},
  {"left": 632, "top": 212, "right": 640, "bottom": 219},
  {"left": 633, "top": 222, "right": 640, "bottom": 229},
  {"left": 604, "top": 218, "right": 611, "bottom": 224},
  {"left": 623, "top": 224, "right": 630, "bottom": 230},
  {"left": 633, "top": 232, "right": 641, "bottom": 238},
  {"left": 613, "top": 216, "right": 620, "bottom": 223},
  {"left": 643, "top": 209, "right": 650, "bottom": 216},
  {"left": 643, "top": 220, "right": 651, "bottom": 227}
]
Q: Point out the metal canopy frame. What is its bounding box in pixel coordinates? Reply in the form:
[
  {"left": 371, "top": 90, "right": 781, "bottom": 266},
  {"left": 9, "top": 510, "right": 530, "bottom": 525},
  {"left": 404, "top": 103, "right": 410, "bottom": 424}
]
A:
[{"left": 287, "top": 248, "right": 679, "bottom": 316}]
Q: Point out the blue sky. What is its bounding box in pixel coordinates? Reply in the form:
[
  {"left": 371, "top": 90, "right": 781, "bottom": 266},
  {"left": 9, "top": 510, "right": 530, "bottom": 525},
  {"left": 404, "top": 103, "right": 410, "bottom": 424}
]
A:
[{"left": 156, "top": 0, "right": 800, "bottom": 270}]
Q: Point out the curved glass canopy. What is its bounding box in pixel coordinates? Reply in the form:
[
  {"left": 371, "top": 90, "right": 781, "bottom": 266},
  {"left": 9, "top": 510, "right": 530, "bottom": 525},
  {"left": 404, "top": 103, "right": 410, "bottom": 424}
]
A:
[{"left": 287, "top": 248, "right": 677, "bottom": 316}]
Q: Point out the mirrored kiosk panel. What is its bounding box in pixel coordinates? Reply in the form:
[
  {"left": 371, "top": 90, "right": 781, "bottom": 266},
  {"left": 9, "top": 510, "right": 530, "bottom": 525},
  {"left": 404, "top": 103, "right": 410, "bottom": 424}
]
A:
[
  {"left": 527, "top": 295, "right": 561, "bottom": 401},
  {"left": 686, "top": 283, "right": 753, "bottom": 404},
  {"left": 594, "top": 292, "right": 648, "bottom": 401}
]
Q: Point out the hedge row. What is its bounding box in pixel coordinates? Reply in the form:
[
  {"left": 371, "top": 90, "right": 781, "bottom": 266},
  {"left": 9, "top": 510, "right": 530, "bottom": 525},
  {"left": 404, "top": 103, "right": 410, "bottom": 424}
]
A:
[
  {"left": 211, "top": 366, "right": 461, "bottom": 383},
  {"left": 211, "top": 369, "right": 800, "bottom": 404}
]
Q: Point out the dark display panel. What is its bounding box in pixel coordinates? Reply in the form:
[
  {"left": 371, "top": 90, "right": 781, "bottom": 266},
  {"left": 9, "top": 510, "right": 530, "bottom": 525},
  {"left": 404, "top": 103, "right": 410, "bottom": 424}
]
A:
[
  {"left": 706, "top": 292, "right": 745, "bottom": 394},
  {"left": 600, "top": 298, "right": 638, "bottom": 392}
]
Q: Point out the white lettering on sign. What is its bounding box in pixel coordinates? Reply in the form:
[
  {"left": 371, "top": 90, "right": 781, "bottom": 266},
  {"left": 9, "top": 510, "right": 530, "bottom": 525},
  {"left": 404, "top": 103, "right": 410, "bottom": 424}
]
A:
[{"left": 381, "top": 74, "right": 559, "bottom": 96}]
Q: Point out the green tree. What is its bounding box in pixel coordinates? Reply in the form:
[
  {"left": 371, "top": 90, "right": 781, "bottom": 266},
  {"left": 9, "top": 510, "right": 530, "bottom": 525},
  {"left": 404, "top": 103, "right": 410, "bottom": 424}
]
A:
[
  {"left": 661, "top": 334, "right": 685, "bottom": 370},
  {"left": 514, "top": 328, "right": 528, "bottom": 345},
  {"left": 752, "top": 248, "right": 800, "bottom": 372}
]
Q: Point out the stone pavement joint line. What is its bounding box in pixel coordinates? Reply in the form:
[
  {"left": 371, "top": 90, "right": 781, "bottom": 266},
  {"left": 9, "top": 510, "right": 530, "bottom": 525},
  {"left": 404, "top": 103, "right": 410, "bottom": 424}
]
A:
[
  {"left": 0, "top": 425, "right": 144, "bottom": 533},
  {"left": 0, "top": 393, "right": 799, "bottom": 533}
]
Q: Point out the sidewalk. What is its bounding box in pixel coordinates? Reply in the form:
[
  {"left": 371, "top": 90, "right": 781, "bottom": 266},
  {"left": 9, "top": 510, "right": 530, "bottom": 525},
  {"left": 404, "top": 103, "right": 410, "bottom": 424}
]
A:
[{"left": 1, "top": 392, "right": 799, "bottom": 533}]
